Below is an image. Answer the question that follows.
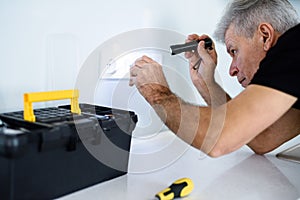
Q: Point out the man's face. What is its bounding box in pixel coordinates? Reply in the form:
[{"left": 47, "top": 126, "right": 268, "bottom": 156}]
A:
[{"left": 225, "top": 24, "right": 267, "bottom": 87}]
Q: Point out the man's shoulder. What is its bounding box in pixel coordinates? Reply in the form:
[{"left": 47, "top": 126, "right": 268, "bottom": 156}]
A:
[{"left": 279, "top": 23, "right": 300, "bottom": 46}]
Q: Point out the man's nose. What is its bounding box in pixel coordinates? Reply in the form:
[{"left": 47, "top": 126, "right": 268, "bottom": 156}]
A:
[{"left": 229, "top": 63, "right": 239, "bottom": 77}]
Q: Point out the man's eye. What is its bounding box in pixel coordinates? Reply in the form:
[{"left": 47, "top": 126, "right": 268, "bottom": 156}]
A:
[{"left": 231, "top": 49, "right": 237, "bottom": 55}]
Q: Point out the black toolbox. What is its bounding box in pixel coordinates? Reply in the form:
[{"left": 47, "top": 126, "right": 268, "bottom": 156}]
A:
[{"left": 0, "top": 102, "right": 137, "bottom": 200}]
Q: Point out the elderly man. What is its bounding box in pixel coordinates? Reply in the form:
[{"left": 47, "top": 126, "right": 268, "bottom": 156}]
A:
[{"left": 129, "top": 0, "right": 300, "bottom": 157}]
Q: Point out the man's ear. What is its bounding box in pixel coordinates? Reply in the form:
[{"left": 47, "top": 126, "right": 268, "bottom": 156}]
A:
[{"left": 258, "top": 23, "right": 275, "bottom": 51}]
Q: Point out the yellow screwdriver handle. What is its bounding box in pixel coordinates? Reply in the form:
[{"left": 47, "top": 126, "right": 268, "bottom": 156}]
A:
[{"left": 155, "top": 178, "right": 194, "bottom": 200}]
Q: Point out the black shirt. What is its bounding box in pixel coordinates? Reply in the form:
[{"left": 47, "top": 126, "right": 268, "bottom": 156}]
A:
[{"left": 250, "top": 23, "right": 300, "bottom": 109}]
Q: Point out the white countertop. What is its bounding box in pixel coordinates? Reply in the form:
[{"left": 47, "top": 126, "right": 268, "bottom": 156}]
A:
[{"left": 59, "top": 131, "right": 300, "bottom": 200}]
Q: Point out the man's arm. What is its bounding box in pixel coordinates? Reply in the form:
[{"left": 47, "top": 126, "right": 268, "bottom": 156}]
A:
[
  {"left": 191, "top": 75, "right": 232, "bottom": 106},
  {"left": 247, "top": 107, "right": 300, "bottom": 154},
  {"left": 130, "top": 56, "right": 297, "bottom": 157},
  {"left": 149, "top": 84, "right": 297, "bottom": 157},
  {"left": 209, "top": 84, "right": 297, "bottom": 156}
]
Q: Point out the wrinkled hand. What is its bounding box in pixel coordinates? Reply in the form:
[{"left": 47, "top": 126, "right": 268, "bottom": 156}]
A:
[
  {"left": 184, "top": 34, "right": 218, "bottom": 85},
  {"left": 129, "top": 55, "right": 170, "bottom": 104}
]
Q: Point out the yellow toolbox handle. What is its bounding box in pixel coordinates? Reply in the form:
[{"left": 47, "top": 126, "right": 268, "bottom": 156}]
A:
[{"left": 23, "top": 89, "right": 81, "bottom": 122}]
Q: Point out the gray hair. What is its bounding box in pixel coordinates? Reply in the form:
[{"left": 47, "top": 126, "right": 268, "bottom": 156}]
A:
[{"left": 214, "top": 0, "right": 300, "bottom": 43}]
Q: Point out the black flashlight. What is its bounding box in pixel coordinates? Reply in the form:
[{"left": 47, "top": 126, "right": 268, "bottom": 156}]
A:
[{"left": 170, "top": 38, "right": 213, "bottom": 55}]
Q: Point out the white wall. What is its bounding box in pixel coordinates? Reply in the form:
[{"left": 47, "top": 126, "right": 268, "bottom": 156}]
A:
[
  {"left": 0, "top": 0, "right": 299, "bottom": 113},
  {"left": 0, "top": 0, "right": 228, "bottom": 112}
]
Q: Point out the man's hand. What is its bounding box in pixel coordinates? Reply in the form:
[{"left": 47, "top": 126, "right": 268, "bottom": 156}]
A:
[
  {"left": 129, "top": 55, "right": 170, "bottom": 105},
  {"left": 185, "top": 34, "right": 218, "bottom": 87},
  {"left": 184, "top": 34, "right": 229, "bottom": 106}
]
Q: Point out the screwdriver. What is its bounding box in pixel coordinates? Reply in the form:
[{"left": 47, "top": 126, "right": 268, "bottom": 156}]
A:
[{"left": 155, "top": 178, "right": 194, "bottom": 200}]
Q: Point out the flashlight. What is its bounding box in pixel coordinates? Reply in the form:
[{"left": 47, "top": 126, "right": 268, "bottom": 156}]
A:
[{"left": 170, "top": 38, "right": 213, "bottom": 55}]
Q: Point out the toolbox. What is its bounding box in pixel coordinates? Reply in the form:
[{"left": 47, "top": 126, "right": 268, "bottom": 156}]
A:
[{"left": 0, "top": 90, "right": 137, "bottom": 200}]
